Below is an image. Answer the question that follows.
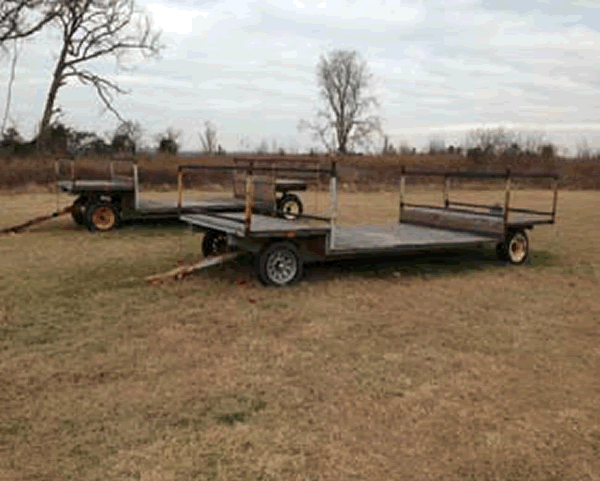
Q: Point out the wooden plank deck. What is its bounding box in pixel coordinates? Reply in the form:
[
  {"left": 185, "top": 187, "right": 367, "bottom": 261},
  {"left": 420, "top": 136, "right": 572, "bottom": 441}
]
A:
[{"left": 331, "top": 223, "right": 498, "bottom": 253}]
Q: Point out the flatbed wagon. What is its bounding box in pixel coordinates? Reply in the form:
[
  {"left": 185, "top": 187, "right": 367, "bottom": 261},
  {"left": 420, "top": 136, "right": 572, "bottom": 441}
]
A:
[
  {"left": 55, "top": 158, "right": 308, "bottom": 231},
  {"left": 177, "top": 162, "right": 559, "bottom": 286}
]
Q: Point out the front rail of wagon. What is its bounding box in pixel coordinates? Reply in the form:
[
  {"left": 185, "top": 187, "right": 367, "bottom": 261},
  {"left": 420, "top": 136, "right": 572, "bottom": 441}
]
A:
[{"left": 176, "top": 161, "right": 338, "bottom": 241}]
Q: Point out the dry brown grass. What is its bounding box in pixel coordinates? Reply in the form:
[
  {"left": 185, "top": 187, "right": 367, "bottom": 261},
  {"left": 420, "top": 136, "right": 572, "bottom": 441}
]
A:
[
  {"left": 0, "top": 188, "right": 599, "bottom": 481},
  {"left": 1, "top": 152, "right": 598, "bottom": 190}
]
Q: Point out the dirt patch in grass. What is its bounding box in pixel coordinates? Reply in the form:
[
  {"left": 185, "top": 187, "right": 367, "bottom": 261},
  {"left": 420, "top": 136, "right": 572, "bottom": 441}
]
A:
[{"left": 0, "top": 190, "right": 598, "bottom": 480}]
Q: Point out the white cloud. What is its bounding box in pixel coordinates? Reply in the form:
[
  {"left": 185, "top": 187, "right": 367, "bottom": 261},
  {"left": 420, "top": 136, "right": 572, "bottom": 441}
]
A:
[
  {"left": 146, "top": 3, "right": 208, "bottom": 35},
  {"left": 2, "top": 0, "right": 600, "bottom": 152}
]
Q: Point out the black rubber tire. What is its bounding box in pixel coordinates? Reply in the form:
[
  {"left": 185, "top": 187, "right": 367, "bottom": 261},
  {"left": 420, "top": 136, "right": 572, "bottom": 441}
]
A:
[
  {"left": 71, "top": 199, "right": 87, "bottom": 226},
  {"left": 277, "top": 194, "right": 303, "bottom": 220},
  {"left": 498, "top": 229, "right": 529, "bottom": 265},
  {"left": 496, "top": 242, "right": 509, "bottom": 262},
  {"left": 86, "top": 203, "right": 120, "bottom": 232},
  {"left": 202, "top": 230, "right": 228, "bottom": 257},
  {"left": 257, "top": 242, "right": 303, "bottom": 287}
]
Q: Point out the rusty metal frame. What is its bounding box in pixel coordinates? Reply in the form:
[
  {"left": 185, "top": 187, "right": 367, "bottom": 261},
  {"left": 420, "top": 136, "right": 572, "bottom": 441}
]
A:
[
  {"left": 397, "top": 167, "right": 558, "bottom": 231},
  {"left": 177, "top": 161, "right": 337, "bottom": 238}
]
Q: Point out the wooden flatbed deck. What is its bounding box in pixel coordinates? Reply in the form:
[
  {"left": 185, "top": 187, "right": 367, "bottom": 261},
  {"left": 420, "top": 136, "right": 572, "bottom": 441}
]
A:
[
  {"left": 331, "top": 223, "right": 497, "bottom": 254},
  {"left": 181, "top": 211, "right": 504, "bottom": 257}
]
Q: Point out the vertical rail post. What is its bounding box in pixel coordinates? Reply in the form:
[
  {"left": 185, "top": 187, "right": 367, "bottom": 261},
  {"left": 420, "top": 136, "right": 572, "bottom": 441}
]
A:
[
  {"left": 316, "top": 161, "right": 320, "bottom": 213},
  {"left": 399, "top": 165, "right": 405, "bottom": 223},
  {"left": 110, "top": 161, "right": 115, "bottom": 180},
  {"left": 443, "top": 173, "right": 450, "bottom": 208},
  {"left": 133, "top": 162, "right": 140, "bottom": 211},
  {"left": 244, "top": 162, "right": 254, "bottom": 236},
  {"left": 271, "top": 160, "right": 276, "bottom": 216},
  {"left": 54, "top": 160, "right": 61, "bottom": 213},
  {"left": 551, "top": 175, "right": 559, "bottom": 224},
  {"left": 177, "top": 166, "right": 183, "bottom": 215},
  {"left": 329, "top": 161, "right": 338, "bottom": 251},
  {"left": 70, "top": 160, "right": 75, "bottom": 188},
  {"left": 503, "top": 168, "right": 511, "bottom": 230}
]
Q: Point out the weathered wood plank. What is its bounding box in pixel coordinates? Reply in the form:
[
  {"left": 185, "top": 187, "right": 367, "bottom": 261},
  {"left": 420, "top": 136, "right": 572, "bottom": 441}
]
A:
[
  {"left": 332, "top": 223, "right": 497, "bottom": 251},
  {"left": 402, "top": 206, "right": 505, "bottom": 235}
]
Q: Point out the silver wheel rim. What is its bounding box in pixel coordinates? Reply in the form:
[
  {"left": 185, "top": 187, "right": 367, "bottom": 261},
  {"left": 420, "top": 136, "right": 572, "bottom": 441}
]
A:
[
  {"left": 266, "top": 249, "right": 298, "bottom": 285},
  {"left": 509, "top": 233, "right": 527, "bottom": 263},
  {"left": 281, "top": 200, "right": 300, "bottom": 219}
]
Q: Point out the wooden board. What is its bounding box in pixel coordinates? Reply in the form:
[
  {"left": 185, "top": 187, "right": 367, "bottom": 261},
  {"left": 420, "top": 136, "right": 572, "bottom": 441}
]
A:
[
  {"left": 331, "top": 223, "right": 499, "bottom": 253},
  {"left": 402, "top": 206, "right": 552, "bottom": 234},
  {"left": 402, "top": 206, "right": 505, "bottom": 235}
]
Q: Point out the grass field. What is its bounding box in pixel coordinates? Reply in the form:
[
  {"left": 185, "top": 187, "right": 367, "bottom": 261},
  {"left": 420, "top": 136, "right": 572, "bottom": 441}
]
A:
[{"left": 0, "top": 187, "right": 599, "bottom": 481}]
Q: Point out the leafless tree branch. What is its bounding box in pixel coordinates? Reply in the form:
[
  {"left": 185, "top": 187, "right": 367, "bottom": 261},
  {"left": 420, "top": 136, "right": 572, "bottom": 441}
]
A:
[
  {"left": 0, "top": 0, "right": 60, "bottom": 50},
  {"left": 37, "top": 0, "right": 164, "bottom": 147}
]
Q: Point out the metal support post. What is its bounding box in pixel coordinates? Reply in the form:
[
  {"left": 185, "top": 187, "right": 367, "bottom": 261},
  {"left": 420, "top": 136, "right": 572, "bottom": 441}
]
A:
[
  {"left": 244, "top": 162, "right": 254, "bottom": 236},
  {"left": 399, "top": 166, "right": 406, "bottom": 223},
  {"left": 329, "top": 161, "right": 338, "bottom": 250},
  {"left": 177, "top": 167, "right": 183, "bottom": 214},
  {"left": 503, "top": 168, "right": 511, "bottom": 228}
]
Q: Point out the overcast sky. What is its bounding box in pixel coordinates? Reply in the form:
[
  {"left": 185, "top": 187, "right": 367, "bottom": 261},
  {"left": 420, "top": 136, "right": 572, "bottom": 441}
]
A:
[{"left": 1, "top": 0, "right": 599, "bottom": 154}]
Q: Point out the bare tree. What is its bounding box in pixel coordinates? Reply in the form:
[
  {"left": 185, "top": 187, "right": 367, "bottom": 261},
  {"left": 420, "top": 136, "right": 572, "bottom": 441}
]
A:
[
  {"left": 198, "top": 120, "right": 218, "bottom": 154},
  {"left": 428, "top": 136, "right": 445, "bottom": 155},
  {"left": 110, "top": 119, "right": 141, "bottom": 155},
  {"left": 36, "top": 0, "right": 163, "bottom": 150},
  {"left": 466, "top": 127, "right": 515, "bottom": 156},
  {"left": 398, "top": 142, "right": 413, "bottom": 155},
  {"left": 236, "top": 134, "right": 251, "bottom": 153},
  {"left": 382, "top": 135, "right": 396, "bottom": 155},
  {"left": 466, "top": 127, "right": 549, "bottom": 158},
  {"left": 255, "top": 138, "right": 269, "bottom": 155},
  {"left": 298, "top": 49, "right": 381, "bottom": 154},
  {"left": 520, "top": 131, "right": 546, "bottom": 155},
  {"left": 0, "top": 0, "right": 59, "bottom": 51},
  {"left": 576, "top": 138, "right": 591, "bottom": 160},
  {"left": 156, "top": 127, "right": 181, "bottom": 155}
]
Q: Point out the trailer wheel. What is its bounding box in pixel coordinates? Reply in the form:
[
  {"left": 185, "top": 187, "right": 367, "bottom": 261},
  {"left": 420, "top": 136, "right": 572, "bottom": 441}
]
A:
[
  {"left": 71, "top": 198, "right": 87, "bottom": 226},
  {"left": 277, "top": 194, "right": 303, "bottom": 220},
  {"left": 202, "top": 230, "right": 228, "bottom": 257},
  {"left": 87, "top": 203, "right": 120, "bottom": 232},
  {"left": 257, "top": 242, "right": 303, "bottom": 286},
  {"left": 498, "top": 230, "right": 529, "bottom": 265}
]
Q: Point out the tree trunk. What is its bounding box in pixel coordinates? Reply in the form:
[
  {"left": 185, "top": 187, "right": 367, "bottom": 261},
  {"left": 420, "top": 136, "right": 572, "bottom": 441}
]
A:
[{"left": 38, "top": 37, "right": 69, "bottom": 153}]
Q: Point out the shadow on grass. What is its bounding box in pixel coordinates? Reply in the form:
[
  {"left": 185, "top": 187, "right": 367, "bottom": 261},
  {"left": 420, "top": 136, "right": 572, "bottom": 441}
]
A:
[
  {"left": 116, "top": 218, "right": 191, "bottom": 235},
  {"left": 199, "top": 247, "right": 560, "bottom": 286},
  {"left": 306, "top": 247, "right": 560, "bottom": 284}
]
